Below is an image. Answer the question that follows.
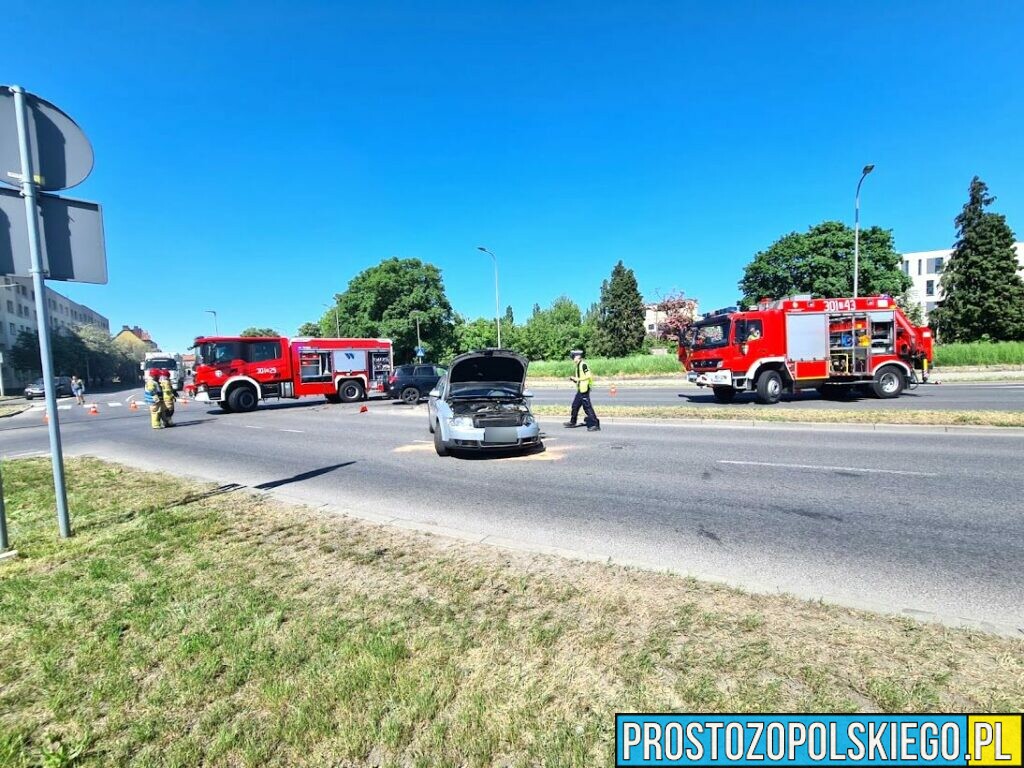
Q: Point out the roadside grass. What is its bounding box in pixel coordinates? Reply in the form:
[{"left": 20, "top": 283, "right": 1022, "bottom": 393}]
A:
[
  {"left": 529, "top": 355, "right": 681, "bottom": 379},
  {"left": 533, "top": 404, "right": 1024, "bottom": 428},
  {"left": 0, "top": 404, "right": 30, "bottom": 419},
  {"left": 2, "top": 458, "right": 1023, "bottom": 767},
  {"left": 934, "top": 341, "right": 1024, "bottom": 367}
]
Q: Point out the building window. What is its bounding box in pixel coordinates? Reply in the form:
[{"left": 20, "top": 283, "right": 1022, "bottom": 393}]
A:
[
  {"left": 926, "top": 280, "right": 935, "bottom": 297},
  {"left": 5, "top": 300, "right": 11, "bottom": 313},
  {"left": 902, "top": 261, "right": 909, "bottom": 275},
  {"left": 8, "top": 323, "right": 14, "bottom": 336},
  {"left": 647, "top": 323, "right": 655, "bottom": 331},
  {"left": 934, "top": 257, "right": 944, "bottom": 273},
  {"left": 917, "top": 259, "right": 923, "bottom": 276}
]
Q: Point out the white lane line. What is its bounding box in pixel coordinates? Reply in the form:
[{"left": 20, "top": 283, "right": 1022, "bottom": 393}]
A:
[
  {"left": 4, "top": 450, "right": 46, "bottom": 459},
  {"left": 244, "top": 425, "right": 264, "bottom": 430},
  {"left": 107, "top": 402, "right": 123, "bottom": 407},
  {"left": 279, "top": 429, "right": 304, "bottom": 433},
  {"left": 58, "top": 405, "right": 72, "bottom": 410},
  {"left": 717, "top": 460, "right": 938, "bottom": 477}
]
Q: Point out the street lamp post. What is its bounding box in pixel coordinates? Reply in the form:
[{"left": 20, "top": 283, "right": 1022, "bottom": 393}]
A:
[
  {"left": 853, "top": 164, "right": 875, "bottom": 298},
  {"left": 476, "top": 246, "right": 501, "bottom": 348},
  {"left": 411, "top": 311, "right": 424, "bottom": 362},
  {"left": 323, "top": 304, "right": 340, "bottom": 337},
  {"left": 205, "top": 309, "right": 219, "bottom": 335}
]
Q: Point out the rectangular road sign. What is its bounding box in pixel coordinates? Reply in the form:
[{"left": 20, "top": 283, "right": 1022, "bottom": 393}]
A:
[{"left": 0, "top": 186, "right": 107, "bottom": 284}]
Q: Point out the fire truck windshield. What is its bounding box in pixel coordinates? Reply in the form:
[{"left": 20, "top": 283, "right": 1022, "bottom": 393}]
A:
[
  {"left": 690, "top": 318, "right": 731, "bottom": 349},
  {"left": 196, "top": 341, "right": 242, "bottom": 366}
]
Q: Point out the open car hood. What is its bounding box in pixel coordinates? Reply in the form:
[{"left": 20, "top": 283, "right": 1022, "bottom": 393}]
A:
[{"left": 447, "top": 349, "right": 529, "bottom": 397}]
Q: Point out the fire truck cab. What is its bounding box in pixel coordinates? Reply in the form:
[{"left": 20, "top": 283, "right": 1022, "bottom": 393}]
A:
[
  {"left": 191, "top": 335, "right": 393, "bottom": 412},
  {"left": 679, "top": 296, "right": 933, "bottom": 404}
]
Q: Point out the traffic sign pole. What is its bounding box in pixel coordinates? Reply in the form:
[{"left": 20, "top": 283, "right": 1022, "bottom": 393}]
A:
[{"left": 12, "top": 85, "right": 71, "bottom": 539}]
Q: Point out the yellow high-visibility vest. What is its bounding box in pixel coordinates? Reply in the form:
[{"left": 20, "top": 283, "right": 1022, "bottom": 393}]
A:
[{"left": 576, "top": 360, "right": 593, "bottom": 393}]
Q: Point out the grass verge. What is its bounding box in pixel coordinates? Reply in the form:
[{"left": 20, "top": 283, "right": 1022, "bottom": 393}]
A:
[
  {"left": 2, "top": 458, "right": 1022, "bottom": 767},
  {"left": 533, "top": 404, "right": 1024, "bottom": 428},
  {"left": 934, "top": 341, "right": 1024, "bottom": 367},
  {"left": 0, "top": 404, "right": 30, "bottom": 419}
]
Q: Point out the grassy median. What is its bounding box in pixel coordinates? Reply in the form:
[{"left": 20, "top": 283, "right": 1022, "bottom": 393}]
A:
[
  {"left": 0, "top": 404, "right": 30, "bottom": 419},
  {"left": 1, "top": 459, "right": 1022, "bottom": 767},
  {"left": 532, "top": 404, "right": 1024, "bottom": 428}
]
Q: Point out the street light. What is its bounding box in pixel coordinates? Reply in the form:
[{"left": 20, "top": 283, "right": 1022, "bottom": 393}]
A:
[
  {"left": 323, "top": 303, "right": 340, "bottom": 337},
  {"left": 853, "top": 164, "right": 875, "bottom": 298},
  {"left": 476, "top": 246, "right": 501, "bottom": 348},
  {"left": 205, "top": 309, "right": 219, "bottom": 335},
  {"left": 410, "top": 310, "right": 425, "bottom": 362}
]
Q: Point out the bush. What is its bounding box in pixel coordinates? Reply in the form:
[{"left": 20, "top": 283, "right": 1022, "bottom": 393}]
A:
[{"left": 933, "top": 342, "right": 1024, "bottom": 367}]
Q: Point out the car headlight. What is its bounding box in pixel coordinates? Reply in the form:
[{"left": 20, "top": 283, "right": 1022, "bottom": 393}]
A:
[
  {"left": 448, "top": 416, "right": 473, "bottom": 427},
  {"left": 523, "top": 415, "right": 535, "bottom": 426}
]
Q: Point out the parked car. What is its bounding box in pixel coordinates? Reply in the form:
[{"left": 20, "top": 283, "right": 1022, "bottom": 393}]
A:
[
  {"left": 24, "top": 376, "right": 74, "bottom": 400},
  {"left": 426, "top": 350, "right": 541, "bottom": 456},
  {"left": 388, "top": 363, "right": 446, "bottom": 404}
]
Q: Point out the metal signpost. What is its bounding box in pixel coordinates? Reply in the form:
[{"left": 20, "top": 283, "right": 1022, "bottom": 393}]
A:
[{"left": 0, "top": 85, "right": 105, "bottom": 541}]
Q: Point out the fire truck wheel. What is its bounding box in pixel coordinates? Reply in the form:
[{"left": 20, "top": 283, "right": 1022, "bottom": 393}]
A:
[
  {"left": 218, "top": 402, "right": 233, "bottom": 412},
  {"left": 872, "top": 366, "right": 906, "bottom": 399},
  {"left": 755, "top": 370, "right": 783, "bottom": 405},
  {"left": 228, "top": 386, "right": 258, "bottom": 413},
  {"left": 433, "top": 426, "right": 449, "bottom": 456},
  {"left": 712, "top": 386, "right": 737, "bottom": 404},
  {"left": 338, "top": 380, "right": 365, "bottom": 403}
]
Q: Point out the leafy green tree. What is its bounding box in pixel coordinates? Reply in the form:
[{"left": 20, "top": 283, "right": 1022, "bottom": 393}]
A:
[
  {"left": 930, "top": 177, "right": 1024, "bottom": 342},
  {"left": 455, "top": 317, "right": 498, "bottom": 352},
  {"left": 74, "top": 324, "right": 124, "bottom": 385},
  {"left": 516, "top": 297, "right": 593, "bottom": 360},
  {"left": 297, "top": 322, "right": 322, "bottom": 338},
  {"left": 240, "top": 326, "right": 280, "bottom": 337},
  {"left": 739, "top": 221, "right": 911, "bottom": 307},
  {"left": 10, "top": 329, "right": 41, "bottom": 374},
  {"left": 321, "top": 258, "right": 455, "bottom": 362},
  {"left": 593, "top": 261, "right": 645, "bottom": 357},
  {"left": 503, "top": 305, "right": 515, "bottom": 327}
]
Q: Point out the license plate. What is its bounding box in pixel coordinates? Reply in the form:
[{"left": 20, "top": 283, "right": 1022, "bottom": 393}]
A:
[
  {"left": 483, "top": 427, "right": 518, "bottom": 444},
  {"left": 687, "top": 372, "right": 698, "bottom": 382}
]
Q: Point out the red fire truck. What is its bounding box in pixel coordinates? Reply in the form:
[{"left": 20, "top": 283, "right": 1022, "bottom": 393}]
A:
[
  {"left": 679, "top": 296, "right": 933, "bottom": 404},
  {"left": 191, "top": 335, "right": 393, "bottom": 412}
]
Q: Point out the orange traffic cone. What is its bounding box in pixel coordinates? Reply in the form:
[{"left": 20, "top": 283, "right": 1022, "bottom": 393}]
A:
[
  {"left": 42, "top": 409, "right": 48, "bottom": 423},
  {"left": 88, "top": 403, "right": 99, "bottom": 416},
  {"left": 129, "top": 400, "right": 138, "bottom": 411},
  {"left": 359, "top": 405, "right": 369, "bottom": 413},
  {"left": 609, "top": 386, "right": 618, "bottom": 396}
]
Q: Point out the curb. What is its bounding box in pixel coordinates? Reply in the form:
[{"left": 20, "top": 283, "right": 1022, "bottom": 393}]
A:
[{"left": 587, "top": 416, "right": 1024, "bottom": 436}]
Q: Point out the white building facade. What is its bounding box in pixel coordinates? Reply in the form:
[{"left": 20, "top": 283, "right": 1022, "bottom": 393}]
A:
[
  {"left": 0, "top": 275, "right": 109, "bottom": 389},
  {"left": 901, "top": 242, "right": 1024, "bottom": 322}
]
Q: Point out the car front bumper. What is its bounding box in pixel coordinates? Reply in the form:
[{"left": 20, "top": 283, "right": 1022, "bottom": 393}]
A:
[
  {"left": 443, "top": 422, "right": 542, "bottom": 450},
  {"left": 689, "top": 369, "right": 732, "bottom": 387}
]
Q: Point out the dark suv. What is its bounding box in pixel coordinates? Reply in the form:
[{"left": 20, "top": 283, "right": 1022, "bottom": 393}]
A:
[{"left": 388, "top": 364, "right": 446, "bottom": 404}]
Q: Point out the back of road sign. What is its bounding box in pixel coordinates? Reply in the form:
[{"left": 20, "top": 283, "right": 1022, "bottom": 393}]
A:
[
  {"left": 0, "top": 187, "right": 107, "bottom": 283},
  {"left": 0, "top": 86, "right": 94, "bottom": 192}
]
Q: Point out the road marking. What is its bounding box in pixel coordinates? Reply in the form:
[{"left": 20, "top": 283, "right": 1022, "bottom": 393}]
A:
[
  {"left": 393, "top": 443, "right": 433, "bottom": 453},
  {"left": 244, "top": 425, "right": 264, "bottom": 430},
  {"left": 279, "top": 429, "right": 304, "bottom": 433},
  {"left": 107, "top": 402, "right": 123, "bottom": 407},
  {"left": 717, "top": 460, "right": 938, "bottom": 477},
  {"left": 58, "top": 405, "right": 72, "bottom": 411},
  {"left": 4, "top": 450, "right": 46, "bottom": 458}
]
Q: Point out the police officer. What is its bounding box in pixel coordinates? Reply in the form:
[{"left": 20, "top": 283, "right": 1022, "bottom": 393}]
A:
[
  {"left": 143, "top": 368, "right": 164, "bottom": 430},
  {"left": 564, "top": 349, "right": 601, "bottom": 432},
  {"left": 159, "top": 369, "right": 176, "bottom": 427}
]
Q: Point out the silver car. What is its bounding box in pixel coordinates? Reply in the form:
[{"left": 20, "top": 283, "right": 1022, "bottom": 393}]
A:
[{"left": 427, "top": 349, "right": 541, "bottom": 456}]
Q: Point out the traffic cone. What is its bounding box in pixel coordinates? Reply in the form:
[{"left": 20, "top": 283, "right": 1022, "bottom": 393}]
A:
[
  {"left": 359, "top": 405, "right": 369, "bottom": 413},
  {"left": 88, "top": 403, "right": 99, "bottom": 416},
  {"left": 609, "top": 386, "right": 618, "bottom": 396},
  {"left": 42, "top": 409, "right": 48, "bottom": 423},
  {"left": 129, "top": 400, "right": 138, "bottom": 411}
]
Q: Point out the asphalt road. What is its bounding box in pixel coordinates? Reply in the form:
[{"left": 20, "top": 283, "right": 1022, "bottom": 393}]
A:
[
  {"left": 528, "top": 381, "right": 1024, "bottom": 410},
  {"left": 3, "top": 390, "right": 1022, "bottom": 635}
]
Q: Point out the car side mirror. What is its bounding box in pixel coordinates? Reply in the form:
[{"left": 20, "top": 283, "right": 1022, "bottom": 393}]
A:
[
  {"left": 428, "top": 388, "right": 440, "bottom": 398},
  {"left": 522, "top": 389, "right": 534, "bottom": 398}
]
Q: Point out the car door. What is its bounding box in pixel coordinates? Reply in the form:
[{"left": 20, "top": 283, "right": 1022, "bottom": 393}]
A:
[
  {"left": 427, "top": 373, "right": 446, "bottom": 424},
  {"left": 413, "top": 365, "right": 435, "bottom": 396}
]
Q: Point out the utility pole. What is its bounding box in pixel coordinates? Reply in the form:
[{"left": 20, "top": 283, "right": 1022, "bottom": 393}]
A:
[
  {"left": 323, "top": 303, "right": 340, "bottom": 337},
  {"left": 205, "top": 309, "right": 219, "bottom": 335},
  {"left": 476, "top": 246, "right": 501, "bottom": 347}
]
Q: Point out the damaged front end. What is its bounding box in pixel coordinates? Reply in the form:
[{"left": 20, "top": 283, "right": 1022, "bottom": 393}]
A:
[{"left": 451, "top": 399, "right": 532, "bottom": 428}]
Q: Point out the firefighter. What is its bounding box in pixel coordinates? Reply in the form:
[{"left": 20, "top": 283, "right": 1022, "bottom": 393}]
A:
[
  {"left": 563, "top": 349, "right": 601, "bottom": 432},
  {"left": 143, "top": 368, "right": 164, "bottom": 430},
  {"left": 159, "top": 369, "right": 176, "bottom": 427}
]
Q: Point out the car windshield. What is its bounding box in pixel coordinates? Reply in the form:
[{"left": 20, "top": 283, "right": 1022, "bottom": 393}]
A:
[
  {"left": 31, "top": 378, "right": 45, "bottom": 387},
  {"left": 449, "top": 383, "right": 521, "bottom": 400},
  {"left": 690, "top": 319, "right": 731, "bottom": 349},
  {"left": 147, "top": 358, "right": 176, "bottom": 369},
  {"left": 196, "top": 342, "right": 241, "bottom": 365}
]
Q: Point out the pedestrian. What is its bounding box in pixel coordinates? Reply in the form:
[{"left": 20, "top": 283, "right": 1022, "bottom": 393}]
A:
[
  {"left": 563, "top": 349, "right": 601, "bottom": 432},
  {"left": 71, "top": 375, "right": 85, "bottom": 406},
  {"left": 144, "top": 368, "right": 164, "bottom": 430},
  {"left": 159, "top": 370, "right": 176, "bottom": 428}
]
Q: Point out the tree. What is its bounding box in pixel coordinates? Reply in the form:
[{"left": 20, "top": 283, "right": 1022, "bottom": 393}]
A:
[
  {"left": 322, "top": 257, "right": 456, "bottom": 363},
  {"left": 503, "top": 305, "right": 515, "bottom": 328},
  {"left": 455, "top": 316, "right": 498, "bottom": 353},
  {"left": 930, "top": 177, "right": 1024, "bottom": 342},
  {"left": 739, "top": 221, "right": 911, "bottom": 307},
  {"left": 240, "top": 326, "right": 279, "bottom": 337},
  {"left": 653, "top": 292, "right": 698, "bottom": 342},
  {"left": 516, "top": 297, "right": 593, "bottom": 360},
  {"left": 297, "top": 322, "right": 322, "bottom": 338},
  {"left": 593, "top": 261, "right": 645, "bottom": 357}
]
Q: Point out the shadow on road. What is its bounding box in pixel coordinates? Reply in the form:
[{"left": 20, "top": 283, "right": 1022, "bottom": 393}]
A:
[{"left": 253, "top": 461, "right": 357, "bottom": 490}]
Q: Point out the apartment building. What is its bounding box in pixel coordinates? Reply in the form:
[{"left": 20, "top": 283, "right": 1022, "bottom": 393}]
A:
[
  {"left": 901, "top": 242, "right": 1024, "bottom": 322},
  {"left": 0, "top": 275, "right": 110, "bottom": 388}
]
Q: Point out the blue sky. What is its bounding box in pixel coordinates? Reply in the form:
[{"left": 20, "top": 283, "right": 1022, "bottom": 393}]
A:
[{"left": 7, "top": 1, "right": 1024, "bottom": 353}]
